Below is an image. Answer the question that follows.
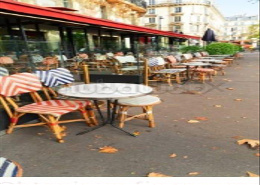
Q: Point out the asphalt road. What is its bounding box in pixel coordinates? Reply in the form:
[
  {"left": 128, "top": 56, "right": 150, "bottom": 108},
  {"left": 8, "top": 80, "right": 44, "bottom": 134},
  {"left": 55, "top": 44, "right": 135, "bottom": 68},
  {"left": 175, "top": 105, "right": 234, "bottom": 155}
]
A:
[{"left": 0, "top": 52, "right": 259, "bottom": 177}]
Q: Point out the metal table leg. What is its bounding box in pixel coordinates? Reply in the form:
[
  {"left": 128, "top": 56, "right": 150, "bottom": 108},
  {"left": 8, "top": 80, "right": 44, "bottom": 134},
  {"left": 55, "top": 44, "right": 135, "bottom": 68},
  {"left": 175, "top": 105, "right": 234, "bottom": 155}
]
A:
[{"left": 76, "top": 99, "right": 136, "bottom": 137}]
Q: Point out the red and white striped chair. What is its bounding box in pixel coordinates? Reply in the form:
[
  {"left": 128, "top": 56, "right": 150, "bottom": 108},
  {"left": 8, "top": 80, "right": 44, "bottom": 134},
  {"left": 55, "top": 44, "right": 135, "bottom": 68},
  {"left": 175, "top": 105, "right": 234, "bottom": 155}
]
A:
[{"left": 0, "top": 73, "right": 94, "bottom": 143}]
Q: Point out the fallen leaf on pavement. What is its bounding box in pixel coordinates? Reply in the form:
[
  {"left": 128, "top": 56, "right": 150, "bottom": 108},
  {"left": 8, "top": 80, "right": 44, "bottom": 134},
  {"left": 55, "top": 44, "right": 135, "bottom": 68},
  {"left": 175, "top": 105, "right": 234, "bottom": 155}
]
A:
[
  {"left": 247, "top": 171, "right": 259, "bottom": 177},
  {"left": 169, "top": 153, "right": 177, "bottom": 158},
  {"left": 254, "top": 153, "right": 260, "bottom": 157},
  {"left": 241, "top": 117, "right": 247, "bottom": 119},
  {"left": 183, "top": 156, "right": 188, "bottom": 159},
  {"left": 99, "top": 146, "right": 118, "bottom": 153},
  {"left": 187, "top": 120, "right": 200, "bottom": 123},
  {"left": 223, "top": 79, "right": 232, "bottom": 82},
  {"left": 237, "top": 139, "right": 260, "bottom": 148},
  {"left": 234, "top": 99, "right": 243, "bottom": 101},
  {"left": 188, "top": 172, "right": 200, "bottom": 176},
  {"left": 94, "top": 135, "right": 102, "bottom": 139},
  {"left": 194, "top": 117, "right": 208, "bottom": 121},
  {"left": 133, "top": 131, "right": 140, "bottom": 136},
  {"left": 147, "top": 172, "right": 172, "bottom": 177},
  {"left": 226, "top": 88, "right": 234, "bottom": 90},
  {"left": 214, "top": 105, "right": 222, "bottom": 108},
  {"left": 37, "top": 133, "right": 45, "bottom": 135}
]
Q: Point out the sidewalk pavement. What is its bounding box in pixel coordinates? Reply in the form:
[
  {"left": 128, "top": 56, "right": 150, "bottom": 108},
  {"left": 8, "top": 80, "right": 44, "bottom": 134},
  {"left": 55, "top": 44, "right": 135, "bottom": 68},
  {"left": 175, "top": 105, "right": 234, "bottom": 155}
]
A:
[{"left": 0, "top": 52, "right": 259, "bottom": 177}]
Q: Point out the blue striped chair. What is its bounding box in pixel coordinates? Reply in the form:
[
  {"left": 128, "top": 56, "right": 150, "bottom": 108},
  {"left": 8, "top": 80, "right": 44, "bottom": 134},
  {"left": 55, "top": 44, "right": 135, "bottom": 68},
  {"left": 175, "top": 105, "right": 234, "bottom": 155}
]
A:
[
  {"left": 35, "top": 68, "right": 98, "bottom": 126},
  {"left": 0, "top": 67, "right": 9, "bottom": 77},
  {"left": 0, "top": 157, "right": 23, "bottom": 177}
]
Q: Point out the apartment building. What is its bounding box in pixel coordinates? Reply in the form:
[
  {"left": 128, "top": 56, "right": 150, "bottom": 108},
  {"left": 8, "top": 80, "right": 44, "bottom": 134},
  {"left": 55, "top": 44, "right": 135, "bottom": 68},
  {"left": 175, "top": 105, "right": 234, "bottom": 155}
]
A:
[
  {"left": 14, "top": 0, "right": 147, "bottom": 25},
  {"left": 143, "top": 0, "right": 225, "bottom": 40},
  {"left": 224, "top": 15, "right": 259, "bottom": 41}
]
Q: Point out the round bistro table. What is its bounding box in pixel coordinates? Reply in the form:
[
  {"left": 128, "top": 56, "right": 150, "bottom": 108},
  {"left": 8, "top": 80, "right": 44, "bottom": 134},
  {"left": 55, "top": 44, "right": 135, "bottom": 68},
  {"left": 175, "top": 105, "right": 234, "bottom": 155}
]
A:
[{"left": 58, "top": 83, "right": 153, "bottom": 136}]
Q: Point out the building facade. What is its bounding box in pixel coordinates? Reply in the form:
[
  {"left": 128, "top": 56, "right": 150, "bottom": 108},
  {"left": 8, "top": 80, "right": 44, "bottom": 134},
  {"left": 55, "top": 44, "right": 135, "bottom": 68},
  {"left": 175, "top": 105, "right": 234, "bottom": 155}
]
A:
[
  {"left": 223, "top": 15, "right": 259, "bottom": 41},
  {"left": 143, "top": 0, "right": 225, "bottom": 40},
  {"left": 15, "top": 0, "right": 147, "bottom": 26}
]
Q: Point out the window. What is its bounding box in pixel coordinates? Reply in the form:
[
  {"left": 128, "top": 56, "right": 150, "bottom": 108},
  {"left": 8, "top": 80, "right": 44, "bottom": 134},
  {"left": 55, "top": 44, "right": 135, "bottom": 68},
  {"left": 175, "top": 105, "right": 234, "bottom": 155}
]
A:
[
  {"left": 149, "top": 0, "right": 155, "bottom": 5},
  {"left": 149, "top": 18, "right": 156, "bottom": 23},
  {"left": 197, "top": 16, "right": 200, "bottom": 22},
  {"left": 101, "top": 6, "right": 107, "bottom": 19},
  {"left": 175, "top": 0, "right": 182, "bottom": 3},
  {"left": 196, "top": 25, "right": 200, "bottom": 32},
  {"left": 175, "top": 16, "right": 181, "bottom": 22},
  {"left": 174, "top": 26, "right": 182, "bottom": 32},
  {"left": 148, "top": 9, "right": 156, "bottom": 14},
  {"left": 175, "top": 7, "right": 182, "bottom": 13},
  {"left": 63, "top": 0, "right": 71, "bottom": 8}
]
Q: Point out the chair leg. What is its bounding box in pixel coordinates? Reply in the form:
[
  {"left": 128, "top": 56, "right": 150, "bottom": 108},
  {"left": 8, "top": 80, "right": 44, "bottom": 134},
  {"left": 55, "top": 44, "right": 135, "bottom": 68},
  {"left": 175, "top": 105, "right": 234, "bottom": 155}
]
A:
[
  {"left": 146, "top": 106, "right": 155, "bottom": 128},
  {"left": 142, "top": 107, "right": 147, "bottom": 119},
  {"left": 79, "top": 108, "right": 93, "bottom": 127},
  {"left": 208, "top": 72, "right": 213, "bottom": 82},
  {"left": 117, "top": 106, "right": 123, "bottom": 120},
  {"left": 166, "top": 74, "right": 173, "bottom": 86},
  {"left": 48, "top": 116, "right": 66, "bottom": 143},
  {"left": 200, "top": 73, "right": 205, "bottom": 83},
  {"left": 6, "top": 116, "right": 19, "bottom": 134},
  {"left": 119, "top": 106, "right": 129, "bottom": 128},
  {"left": 175, "top": 73, "right": 181, "bottom": 84},
  {"left": 86, "top": 105, "right": 98, "bottom": 126}
]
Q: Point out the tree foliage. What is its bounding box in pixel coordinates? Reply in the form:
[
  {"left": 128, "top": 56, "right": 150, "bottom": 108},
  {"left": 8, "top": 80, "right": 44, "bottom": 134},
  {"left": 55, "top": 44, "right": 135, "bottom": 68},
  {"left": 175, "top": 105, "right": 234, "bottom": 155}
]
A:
[{"left": 247, "top": 24, "right": 260, "bottom": 39}]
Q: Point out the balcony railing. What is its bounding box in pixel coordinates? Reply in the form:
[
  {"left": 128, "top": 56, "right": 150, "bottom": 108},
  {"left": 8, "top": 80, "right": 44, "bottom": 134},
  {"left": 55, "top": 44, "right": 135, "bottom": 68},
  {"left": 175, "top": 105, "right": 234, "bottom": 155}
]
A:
[{"left": 148, "top": 0, "right": 212, "bottom": 6}]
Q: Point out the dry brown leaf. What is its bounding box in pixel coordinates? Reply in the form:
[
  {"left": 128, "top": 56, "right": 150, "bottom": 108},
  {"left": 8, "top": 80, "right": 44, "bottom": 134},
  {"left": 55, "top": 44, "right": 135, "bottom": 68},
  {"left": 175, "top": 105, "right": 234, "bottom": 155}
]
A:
[
  {"left": 133, "top": 131, "right": 140, "bottom": 136},
  {"left": 169, "top": 153, "right": 177, "bottom": 158},
  {"left": 187, "top": 120, "right": 200, "bottom": 123},
  {"left": 147, "top": 172, "right": 171, "bottom": 177},
  {"left": 247, "top": 171, "right": 260, "bottom": 177},
  {"left": 241, "top": 117, "right": 247, "bottom": 119},
  {"left": 188, "top": 172, "right": 200, "bottom": 176},
  {"left": 234, "top": 99, "right": 243, "bottom": 101},
  {"left": 99, "top": 146, "right": 118, "bottom": 153},
  {"left": 226, "top": 88, "right": 234, "bottom": 90},
  {"left": 237, "top": 139, "right": 260, "bottom": 148},
  {"left": 254, "top": 153, "right": 260, "bottom": 157},
  {"left": 183, "top": 156, "right": 188, "bottom": 159},
  {"left": 214, "top": 105, "right": 222, "bottom": 108},
  {"left": 223, "top": 79, "right": 232, "bottom": 82},
  {"left": 194, "top": 117, "right": 208, "bottom": 121},
  {"left": 94, "top": 135, "right": 102, "bottom": 139},
  {"left": 37, "top": 133, "right": 45, "bottom": 135}
]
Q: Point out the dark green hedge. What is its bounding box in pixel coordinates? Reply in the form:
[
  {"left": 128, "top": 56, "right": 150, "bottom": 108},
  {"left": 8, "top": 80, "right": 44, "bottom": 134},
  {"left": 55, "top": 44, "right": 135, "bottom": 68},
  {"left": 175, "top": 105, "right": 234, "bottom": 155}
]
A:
[
  {"left": 180, "top": 46, "right": 202, "bottom": 53},
  {"left": 206, "top": 43, "right": 241, "bottom": 55}
]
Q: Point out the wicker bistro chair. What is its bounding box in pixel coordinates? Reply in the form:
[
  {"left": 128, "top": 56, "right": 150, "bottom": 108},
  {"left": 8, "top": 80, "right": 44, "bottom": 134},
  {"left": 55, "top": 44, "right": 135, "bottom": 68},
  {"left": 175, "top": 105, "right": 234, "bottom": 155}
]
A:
[
  {"left": 0, "top": 157, "right": 23, "bottom": 177},
  {"left": 111, "top": 56, "right": 143, "bottom": 75},
  {"left": 0, "top": 73, "right": 94, "bottom": 143},
  {"left": 0, "top": 67, "right": 9, "bottom": 77},
  {"left": 191, "top": 67, "right": 215, "bottom": 83},
  {"left": 35, "top": 68, "right": 98, "bottom": 126},
  {"left": 117, "top": 95, "right": 161, "bottom": 128},
  {"left": 144, "top": 57, "right": 186, "bottom": 86}
]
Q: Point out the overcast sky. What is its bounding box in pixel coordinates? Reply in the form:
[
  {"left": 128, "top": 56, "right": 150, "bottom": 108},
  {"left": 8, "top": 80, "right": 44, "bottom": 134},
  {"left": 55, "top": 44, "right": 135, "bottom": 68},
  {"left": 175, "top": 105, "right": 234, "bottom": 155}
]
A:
[{"left": 214, "top": 0, "right": 259, "bottom": 17}]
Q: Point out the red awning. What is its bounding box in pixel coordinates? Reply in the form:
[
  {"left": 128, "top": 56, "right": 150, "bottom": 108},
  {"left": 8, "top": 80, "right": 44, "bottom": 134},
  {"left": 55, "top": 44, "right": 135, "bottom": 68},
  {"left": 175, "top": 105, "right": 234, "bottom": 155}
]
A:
[{"left": 0, "top": 0, "right": 200, "bottom": 40}]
